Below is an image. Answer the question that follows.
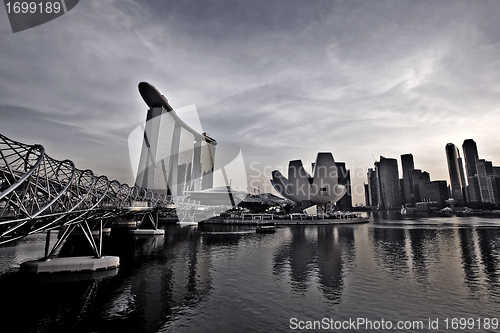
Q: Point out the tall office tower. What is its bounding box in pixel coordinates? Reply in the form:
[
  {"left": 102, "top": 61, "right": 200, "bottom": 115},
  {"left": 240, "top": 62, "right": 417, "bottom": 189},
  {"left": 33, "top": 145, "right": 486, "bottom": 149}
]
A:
[
  {"left": 367, "top": 168, "right": 379, "bottom": 208},
  {"left": 458, "top": 156, "right": 466, "bottom": 199},
  {"left": 445, "top": 143, "right": 466, "bottom": 202},
  {"left": 374, "top": 161, "right": 383, "bottom": 209},
  {"left": 409, "top": 169, "right": 431, "bottom": 202},
  {"left": 494, "top": 167, "right": 500, "bottom": 203},
  {"left": 462, "top": 139, "right": 480, "bottom": 203},
  {"left": 335, "top": 162, "right": 352, "bottom": 210},
  {"left": 401, "top": 154, "right": 415, "bottom": 205},
  {"left": 376, "top": 156, "right": 402, "bottom": 210},
  {"left": 400, "top": 178, "right": 405, "bottom": 204},
  {"left": 364, "top": 183, "right": 370, "bottom": 207},
  {"left": 476, "top": 159, "right": 499, "bottom": 204}
]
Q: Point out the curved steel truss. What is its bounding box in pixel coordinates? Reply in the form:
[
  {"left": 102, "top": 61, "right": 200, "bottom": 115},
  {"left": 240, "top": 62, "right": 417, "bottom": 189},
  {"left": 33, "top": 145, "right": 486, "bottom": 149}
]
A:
[{"left": 0, "top": 134, "right": 172, "bottom": 247}]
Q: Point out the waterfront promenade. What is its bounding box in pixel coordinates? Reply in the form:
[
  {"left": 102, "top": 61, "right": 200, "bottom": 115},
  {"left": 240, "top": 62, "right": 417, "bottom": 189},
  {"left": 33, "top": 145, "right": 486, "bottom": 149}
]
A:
[
  {"left": 198, "top": 215, "right": 370, "bottom": 225},
  {"left": 158, "top": 211, "right": 370, "bottom": 226}
]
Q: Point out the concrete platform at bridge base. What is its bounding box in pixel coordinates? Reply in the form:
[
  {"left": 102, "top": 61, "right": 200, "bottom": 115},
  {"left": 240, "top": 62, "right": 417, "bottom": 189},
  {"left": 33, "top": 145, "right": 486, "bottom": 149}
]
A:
[
  {"left": 129, "top": 229, "right": 165, "bottom": 235},
  {"left": 20, "top": 256, "right": 120, "bottom": 274},
  {"left": 57, "top": 227, "right": 112, "bottom": 237}
]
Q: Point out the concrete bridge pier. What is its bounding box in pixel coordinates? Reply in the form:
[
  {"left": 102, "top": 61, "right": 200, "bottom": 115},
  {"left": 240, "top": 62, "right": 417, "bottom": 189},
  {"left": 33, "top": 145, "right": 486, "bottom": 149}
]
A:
[
  {"left": 129, "top": 211, "right": 165, "bottom": 235},
  {"left": 20, "top": 220, "right": 120, "bottom": 274}
]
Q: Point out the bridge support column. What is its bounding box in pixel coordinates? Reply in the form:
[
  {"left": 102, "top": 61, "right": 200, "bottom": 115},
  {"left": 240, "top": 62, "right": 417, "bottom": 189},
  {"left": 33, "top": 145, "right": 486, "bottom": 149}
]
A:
[
  {"left": 44, "top": 230, "right": 51, "bottom": 259},
  {"left": 44, "top": 224, "right": 77, "bottom": 260},
  {"left": 21, "top": 221, "right": 120, "bottom": 274},
  {"left": 129, "top": 212, "right": 164, "bottom": 235},
  {"left": 98, "top": 219, "right": 103, "bottom": 258}
]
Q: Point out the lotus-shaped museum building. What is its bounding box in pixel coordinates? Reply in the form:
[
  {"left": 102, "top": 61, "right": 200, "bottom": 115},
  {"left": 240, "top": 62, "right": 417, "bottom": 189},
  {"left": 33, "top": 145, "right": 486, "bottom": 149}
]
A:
[{"left": 271, "top": 152, "right": 347, "bottom": 211}]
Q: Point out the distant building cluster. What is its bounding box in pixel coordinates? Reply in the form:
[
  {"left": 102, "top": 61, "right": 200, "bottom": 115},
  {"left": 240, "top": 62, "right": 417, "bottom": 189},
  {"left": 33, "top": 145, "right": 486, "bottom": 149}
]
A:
[
  {"left": 448, "top": 139, "right": 500, "bottom": 205},
  {"left": 365, "top": 139, "right": 500, "bottom": 210}
]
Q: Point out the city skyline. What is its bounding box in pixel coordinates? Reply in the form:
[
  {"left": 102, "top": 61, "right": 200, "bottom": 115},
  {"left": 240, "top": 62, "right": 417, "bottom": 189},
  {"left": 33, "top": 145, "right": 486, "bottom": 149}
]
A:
[
  {"left": 364, "top": 137, "right": 500, "bottom": 209},
  {"left": 2, "top": 1, "right": 500, "bottom": 205}
]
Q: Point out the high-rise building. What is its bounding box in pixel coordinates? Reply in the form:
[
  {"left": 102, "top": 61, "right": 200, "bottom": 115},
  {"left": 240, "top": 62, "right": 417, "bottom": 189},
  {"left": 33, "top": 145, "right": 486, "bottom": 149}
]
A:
[
  {"left": 364, "top": 183, "right": 370, "bottom": 207},
  {"left": 399, "top": 178, "right": 405, "bottom": 204},
  {"left": 409, "top": 169, "right": 431, "bottom": 202},
  {"left": 462, "top": 139, "right": 480, "bottom": 203},
  {"left": 458, "top": 156, "right": 466, "bottom": 198},
  {"left": 335, "top": 162, "right": 352, "bottom": 210},
  {"left": 136, "top": 82, "right": 216, "bottom": 196},
  {"left": 376, "top": 156, "right": 401, "bottom": 210},
  {"left": 476, "top": 159, "right": 499, "bottom": 204},
  {"left": 367, "top": 168, "right": 379, "bottom": 208},
  {"left": 463, "top": 139, "right": 479, "bottom": 178},
  {"left": 445, "top": 143, "right": 466, "bottom": 202},
  {"left": 401, "top": 154, "right": 415, "bottom": 205},
  {"left": 493, "top": 167, "right": 500, "bottom": 204}
]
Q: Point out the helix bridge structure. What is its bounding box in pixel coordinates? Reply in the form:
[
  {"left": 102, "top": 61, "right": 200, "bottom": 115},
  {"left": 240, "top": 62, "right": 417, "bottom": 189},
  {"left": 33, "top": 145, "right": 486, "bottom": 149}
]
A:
[{"left": 0, "top": 133, "right": 174, "bottom": 272}]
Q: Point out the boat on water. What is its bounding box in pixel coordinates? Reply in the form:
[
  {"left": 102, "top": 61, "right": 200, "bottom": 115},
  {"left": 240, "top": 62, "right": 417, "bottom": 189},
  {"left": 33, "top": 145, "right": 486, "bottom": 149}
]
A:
[
  {"left": 177, "top": 221, "right": 198, "bottom": 227},
  {"left": 256, "top": 223, "right": 276, "bottom": 233}
]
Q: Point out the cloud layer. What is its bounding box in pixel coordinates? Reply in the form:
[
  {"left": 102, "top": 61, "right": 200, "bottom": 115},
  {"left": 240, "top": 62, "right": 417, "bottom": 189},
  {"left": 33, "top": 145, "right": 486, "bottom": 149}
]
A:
[{"left": 1, "top": 0, "right": 500, "bottom": 204}]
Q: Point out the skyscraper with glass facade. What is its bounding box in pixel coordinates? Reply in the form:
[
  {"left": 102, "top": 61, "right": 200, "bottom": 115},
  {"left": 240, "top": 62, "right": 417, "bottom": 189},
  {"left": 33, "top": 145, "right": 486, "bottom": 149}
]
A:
[
  {"left": 445, "top": 143, "right": 466, "bottom": 202},
  {"left": 376, "top": 156, "right": 401, "bottom": 210}
]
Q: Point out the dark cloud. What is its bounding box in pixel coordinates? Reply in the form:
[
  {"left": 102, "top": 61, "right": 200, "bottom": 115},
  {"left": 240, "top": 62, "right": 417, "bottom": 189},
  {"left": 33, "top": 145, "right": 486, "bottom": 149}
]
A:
[
  {"left": 0, "top": 106, "right": 133, "bottom": 181},
  {"left": 144, "top": 0, "right": 336, "bottom": 40}
]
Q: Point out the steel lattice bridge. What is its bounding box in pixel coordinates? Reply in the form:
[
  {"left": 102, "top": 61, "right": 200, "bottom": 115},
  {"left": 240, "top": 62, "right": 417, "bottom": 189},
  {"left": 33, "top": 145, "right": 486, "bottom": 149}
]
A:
[{"left": 0, "top": 133, "right": 172, "bottom": 272}]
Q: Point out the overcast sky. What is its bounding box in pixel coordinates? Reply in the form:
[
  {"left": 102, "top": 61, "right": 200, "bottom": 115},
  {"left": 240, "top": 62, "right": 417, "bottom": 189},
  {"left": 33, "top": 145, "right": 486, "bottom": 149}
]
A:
[{"left": 2, "top": 0, "right": 500, "bottom": 205}]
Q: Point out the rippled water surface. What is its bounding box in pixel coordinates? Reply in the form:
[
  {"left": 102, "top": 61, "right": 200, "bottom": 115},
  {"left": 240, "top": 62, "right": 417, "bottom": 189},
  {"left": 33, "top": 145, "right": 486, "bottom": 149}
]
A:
[{"left": 2, "top": 213, "right": 500, "bottom": 332}]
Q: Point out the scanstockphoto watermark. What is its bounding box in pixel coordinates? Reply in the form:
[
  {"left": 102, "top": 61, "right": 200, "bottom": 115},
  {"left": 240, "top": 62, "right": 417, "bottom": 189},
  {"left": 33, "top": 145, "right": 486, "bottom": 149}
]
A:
[
  {"left": 272, "top": 181, "right": 349, "bottom": 197},
  {"left": 128, "top": 104, "right": 247, "bottom": 193},
  {"left": 290, "top": 317, "right": 500, "bottom": 331},
  {"left": 248, "top": 161, "right": 368, "bottom": 197},
  {"left": 250, "top": 161, "right": 368, "bottom": 180},
  {"left": 289, "top": 317, "right": 426, "bottom": 331}
]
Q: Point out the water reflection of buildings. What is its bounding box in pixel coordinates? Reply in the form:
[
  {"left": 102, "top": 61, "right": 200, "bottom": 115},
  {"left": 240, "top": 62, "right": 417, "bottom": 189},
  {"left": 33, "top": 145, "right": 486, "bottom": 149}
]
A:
[
  {"left": 408, "top": 228, "right": 438, "bottom": 283},
  {"left": 371, "top": 227, "right": 410, "bottom": 279},
  {"left": 371, "top": 211, "right": 442, "bottom": 282},
  {"left": 476, "top": 228, "right": 500, "bottom": 287},
  {"left": 273, "top": 226, "right": 355, "bottom": 303},
  {"left": 61, "top": 226, "right": 214, "bottom": 333},
  {"left": 456, "top": 227, "right": 500, "bottom": 298},
  {"left": 371, "top": 225, "right": 451, "bottom": 283},
  {"left": 458, "top": 227, "right": 482, "bottom": 293},
  {"left": 169, "top": 229, "right": 211, "bottom": 308},
  {"left": 369, "top": 216, "right": 500, "bottom": 302},
  {"left": 317, "top": 226, "right": 355, "bottom": 302}
]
